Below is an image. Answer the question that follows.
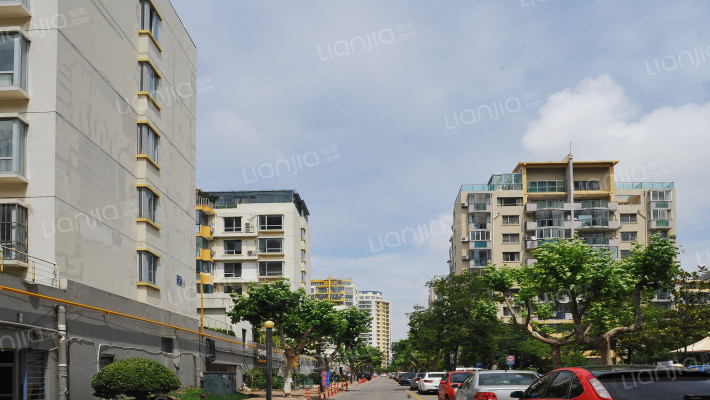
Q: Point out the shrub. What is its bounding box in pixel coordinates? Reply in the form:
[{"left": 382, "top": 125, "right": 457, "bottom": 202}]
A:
[
  {"left": 90, "top": 357, "right": 181, "bottom": 400},
  {"left": 243, "top": 368, "right": 284, "bottom": 389}
]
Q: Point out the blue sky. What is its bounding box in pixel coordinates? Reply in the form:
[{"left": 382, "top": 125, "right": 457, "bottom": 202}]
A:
[{"left": 170, "top": 0, "right": 710, "bottom": 341}]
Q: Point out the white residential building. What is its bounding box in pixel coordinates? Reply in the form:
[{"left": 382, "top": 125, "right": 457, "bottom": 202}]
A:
[{"left": 358, "top": 290, "right": 391, "bottom": 367}]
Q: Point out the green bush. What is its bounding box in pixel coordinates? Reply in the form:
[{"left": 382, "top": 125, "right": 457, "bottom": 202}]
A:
[
  {"left": 90, "top": 357, "right": 181, "bottom": 400},
  {"left": 243, "top": 368, "right": 284, "bottom": 389}
]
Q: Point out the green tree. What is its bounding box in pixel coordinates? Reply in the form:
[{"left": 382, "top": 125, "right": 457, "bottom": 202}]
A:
[
  {"left": 485, "top": 234, "right": 680, "bottom": 366},
  {"left": 320, "top": 307, "right": 371, "bottom": 381},
  {"left": 90, "top": 357, "right": 181, "bottom": 400},
  {"left": 228, "top": 279, "right": 343, "bottom": 397}
]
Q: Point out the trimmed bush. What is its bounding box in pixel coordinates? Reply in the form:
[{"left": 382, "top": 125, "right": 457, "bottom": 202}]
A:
[
  {"left": 90, "top": 357, "right": 181, "bottom": 400},
  {"left": 243, "top": 368, "right": 284, "bottom": 389}
]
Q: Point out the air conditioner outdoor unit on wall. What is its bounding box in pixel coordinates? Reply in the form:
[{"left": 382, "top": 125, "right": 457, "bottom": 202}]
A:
[
  {"left": 462, "top": 255, "right": 469, "bottom": 260},
  {"left": 461, "top": 237, "right": 469, "bottom": 242},
  {"left": 461, "top": 202, "right": 468, "bottom": 208}
]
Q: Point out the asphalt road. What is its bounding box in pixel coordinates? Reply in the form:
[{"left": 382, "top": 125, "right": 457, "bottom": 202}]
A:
[{"left": 325, "top": 377, "right": 435, "bottom": 400}]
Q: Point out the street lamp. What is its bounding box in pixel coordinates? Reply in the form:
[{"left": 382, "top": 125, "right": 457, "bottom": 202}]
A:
[{"left": 264, "top": 320, "right": 275, "bottom": 400}]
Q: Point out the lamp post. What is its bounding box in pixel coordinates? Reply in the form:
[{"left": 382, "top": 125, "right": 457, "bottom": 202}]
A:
[{"left": 264, "top": 320, "right": 274, "bottom": 400}]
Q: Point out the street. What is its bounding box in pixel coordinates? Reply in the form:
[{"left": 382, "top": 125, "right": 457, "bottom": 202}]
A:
[{"left": 320, "top": 377, "right": 433, "bottom": 400}]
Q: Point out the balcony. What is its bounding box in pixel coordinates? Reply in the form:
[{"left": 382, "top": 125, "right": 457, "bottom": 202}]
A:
[
  {"left": 196, "top": 225, "right": 213, "bottom": 240},
  {"left": 577, "top": 219, "right": 620, "bottom": 230},
  {"left": 649, "top": 201, "right": 673, "bottom": 210},
  {"left": 579, "top": 200, "right": 618, "bottom": 211},
  {"left": 0, "top": 1, "right": 31, "bottom": 19},
  {"left": 468, "top": 222, "right": 490, "bottom": 231},
  {"left": 648, "top": 219, "right": 673, "bottom": 230},
  {"left": 469, "top": 240, "right": 491, "bottom": 250},
  {"left": 582, "top": 237, "right": 619, "bottom": 247},
  {"left": 468, "top": 203, "right": 491, "bottom": 212}
]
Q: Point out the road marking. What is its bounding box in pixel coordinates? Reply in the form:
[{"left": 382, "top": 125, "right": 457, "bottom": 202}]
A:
[{"left": 406, "top": 390, "right": 425, "bottom": 400}]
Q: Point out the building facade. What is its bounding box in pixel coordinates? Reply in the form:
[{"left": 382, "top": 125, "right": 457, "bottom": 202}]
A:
[
  {"left": 357, "top": 290, "right": 391, "bottom": 367},
  {"left": 195, "top": 190, "right": 311, "bottom": 339},
  {"left": 0, "top": 0, "right": 203, "bottom": 398},
  {"left": 310, "top": 277, "right": 357, "bottom": 309},
  {"left": 450, "top": 155, "right": 676, "bottom": 277}
]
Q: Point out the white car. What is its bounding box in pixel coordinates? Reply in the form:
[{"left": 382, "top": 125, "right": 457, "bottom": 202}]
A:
[
  {"left": 418, "top": 371, "right": 446, "bottom": 394},
  {"left": 455, "top": 370, "right": 539, "bottom": 400}
]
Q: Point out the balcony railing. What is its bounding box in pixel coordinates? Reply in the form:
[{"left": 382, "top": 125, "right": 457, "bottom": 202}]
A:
[
  {"left": 1, "top": 245, "right": 62, "bottom": 288},
  {"left": 648, "top": 219, "right": 673, "bottom": 230},
  {"left": 615, "top": 182, "right": 674, "bottom": 189}
]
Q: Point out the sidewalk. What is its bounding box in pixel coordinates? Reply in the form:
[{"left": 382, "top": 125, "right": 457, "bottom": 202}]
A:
[{"left": 242, "top": 381, "right": 364, "bottom": 400}]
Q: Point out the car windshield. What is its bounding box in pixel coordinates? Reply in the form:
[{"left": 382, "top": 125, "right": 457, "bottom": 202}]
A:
[
  {"left": 478, "top": 372, "right": 539, "bottom": 386},
  {"left": 451, "top": 373, "right": 472, "bottom": 383},
  {"left": 428, "top": 373, "right": 445, "bottom": 379},
  {"left": 597, "top": 370, "right": 710, "bottom": 400}
]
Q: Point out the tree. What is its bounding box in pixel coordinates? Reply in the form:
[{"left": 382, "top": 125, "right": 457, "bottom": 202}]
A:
[
  {"left": 341, "top": 344, "right": 383, "bottom": 377},
  {"left": 485, "top": 234, "right": 680, "bottom": 366},
  {"left": 228, "top": 279, "right": 343, "bottom": 397},
  {"left": 320, "top": 307, "right": 371, "bottom": 380},
  {"left": 90, "top": 357, "right": 181, "bottom": 400}
]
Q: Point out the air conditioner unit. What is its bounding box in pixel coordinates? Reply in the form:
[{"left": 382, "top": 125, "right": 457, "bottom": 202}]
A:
[
  {"left": 461, "top": 202, "right": 468, "bottom": 208},
  {"left": 461, "top": 237, "right": 469, "bottom": 242},
  {"left": 247, "top": 250, "right": 253, "bottom": 256},
  {"left": 245, "top": 223, "right": 252, "bottom": 228},
  {"left": 526, "top": 236, "right": 537, "bottom": 241},
  {"left": 462, "top": 255, "right": 469, "bottom": 260}
]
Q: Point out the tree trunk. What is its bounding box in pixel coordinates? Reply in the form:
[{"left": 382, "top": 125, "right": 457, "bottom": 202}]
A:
[
  {"left": 283, "top": 354, "right": 295, "bottom": 397},
  {"left": 598, "top": 341, "right": 613, "bottom": 365},
  {"left": 550, "top": 343, "right": 563, "bottom": 370}
]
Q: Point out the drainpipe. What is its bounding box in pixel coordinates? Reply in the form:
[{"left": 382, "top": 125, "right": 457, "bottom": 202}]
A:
[{"left": 57, "top": 305, "right": 68, "bottom": 400}]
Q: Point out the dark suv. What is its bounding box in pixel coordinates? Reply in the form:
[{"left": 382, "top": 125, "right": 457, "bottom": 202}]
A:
[
  {"left": 512, "top": 365, "right": 710, "bottom": 400},
  {"left": 398, "top": 372, "right": 415, "bottom": 386}
]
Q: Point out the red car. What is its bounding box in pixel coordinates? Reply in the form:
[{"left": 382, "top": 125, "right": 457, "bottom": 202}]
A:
[
  {"left": 511, "top": 365, "right": 710, "bottom": 399},
  {"left": 438, "top": 370, "right": 476, "bottom": 400}
]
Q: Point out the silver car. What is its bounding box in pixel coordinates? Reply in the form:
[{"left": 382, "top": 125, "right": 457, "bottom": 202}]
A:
[{"left": 454, "top": 370, "right": 539, "bottom": 400}]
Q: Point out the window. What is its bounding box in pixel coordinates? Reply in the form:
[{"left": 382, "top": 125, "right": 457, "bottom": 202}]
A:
[
  {"left": 0, "top": 32, "right": 28, "bottom": 90},
  {"left": 224, "top": 217, "right": 241, "bottom": 232},
  {"left": 137, "top": 250, "right": 158, "bottom": 284},
  {"left": 471, "top": 230, "right": 491, "bottom": 241},
  {"left": 224, "top": 240, "right": 242, "bottom": 255},
  {"left": 99, "top": 354, "right": 115, "bottom": 369},
  {"left": 0, "top": 119, "right": 26, "bottom": 176},
  {"left": 258, "top": 261, "right": 283, "bottom": 277},
  {"left": 137, "top": 123, "right": 159, "bottom": 163},
  {"left": 497, "top": 197, "right": 522, "bottom": 206},
  {"left": 545, "top": 371, "right": 583, "bottom": 398},
  {"left": 259, "top": 214, "right": 283, "bottom": 230},
  {"left": 195, "top": 260, "right": 213, "bottom": 274},
  {"left": 258, "top": 238, "right": 283, "bottom": 253},
  {"left": 621, "top": 232, "right": 637, "bottom": 242},
  {"left": 224, "top": 285, "right": 242, "bottom": 294},
  {"left": 651, "top": 190, "right": 671, "bottom": 201},
  {"left": 620, "top": 250, "right": 630, "bottom": 259},
  {"left": 502, "top": 233, "right": 519, "bottom": 243},
  {"left": 301, "top": 227, "right": 306, "bottom": 240},
  {"left": 0, "top": 203, "right": 28, "bottom": 261},
  {"left": 651, "top": 209, "right": 668, "bottom": 220},
  {"left": 139, "top": 61, "right": 160, "bottom": 100},
  {"left": 161, "top": 337, "right": 173, "bottom": 353},
  {"left": 620, "top": 213, "right": 637, "bottom": 223},
  {"left": 574, "top": 180, "right": 601, "bottom": 190},
  {"left": 138, "top": 187, "right": 158, "bottom": 223},
  {"left": 503, "top": 252, "right": 520, "bottom": 262},
  {"left": 224, "top": 262, "right": 242, "bottom": 277},
  {"left": 528, "top": 180, "right": 565, "bottom": 193},
  {"left": 501, "top": 215, "right": 519, "bottom": 225},
  {"left": 139, "top": 0, "right": 161, "bottom": 41}
]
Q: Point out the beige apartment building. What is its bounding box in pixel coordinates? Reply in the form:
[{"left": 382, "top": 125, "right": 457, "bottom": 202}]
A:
[
  {"left": 450, "top": 155, "right": 676, "bottom": 276},
  {"left": 195, "top": 190, "right": 311, "bottom": 339},
  {"left": 358, "top": 290, "right": 391, "bottom": 367}
]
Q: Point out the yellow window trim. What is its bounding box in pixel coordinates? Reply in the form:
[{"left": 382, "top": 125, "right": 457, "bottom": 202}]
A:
[
  {"left": 143, "top": 0, "right": 164, "bottom": 21},
  {"left": 136, "top": 154, "right": 160, "bottom": 170},
  {"left": 138, "top": 58, "right": 162, "bottom": 79},
  {"left": 137, "top": 120, "right": 162, "bottom": 137},
  {"left": 137, "top": 217, "right": 161, "bottom": 230},
  {"left": 137, "top": 91, "right": 162, "bottom": 111},
  {"left": 137, "top": 247, "right": 161, "bottom": 258},
  {"left": 136, "top": 183, "right": 160, "bottom": 197},
  {"left": 137, "top": 281, "right": 161, "bottom": 290},
  {"left": 138, "top": 30, "right": 163, "bottom": 52}
]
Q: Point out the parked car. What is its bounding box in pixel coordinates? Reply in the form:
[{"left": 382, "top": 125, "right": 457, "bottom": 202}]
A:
[
  {"left": 438, "top": 371, "right": 476, "bottom": 400},
  {"left": 399, "top": 372, "right": 415, "bottom": 386},
  {"left": 419, "top": 371, "right": 447, "bottom": 394},
  {"left": 410, "top": 372, "right": 426, "bottom": 390},
  {"left": 510, "top": 365, "right": 710, "bottom": 399},
  {"left": 455, "top": 370, "right": 539, "bottom": 400}
]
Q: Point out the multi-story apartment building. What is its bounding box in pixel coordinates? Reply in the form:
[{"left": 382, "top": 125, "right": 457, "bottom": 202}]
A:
[
  {"left": 195, "top": 190, "right": 311, "bottom": 338},
  {"left": 450, "top": 155, "right": 676, "bottom": 276},
  {"left": 358, "top": 290, "right": 391, "bottom": 367},
  {"left": 0, "top": 1, "right": 204, "bottom": 398},
  {"left": 310, "top": 277, "right": 358, "bottom": 309}
]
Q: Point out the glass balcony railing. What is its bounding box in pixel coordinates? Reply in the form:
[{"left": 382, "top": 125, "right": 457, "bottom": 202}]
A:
[
  {"left": 579, "top": 200, "right": 609, "bottom": 208},
  {"left": 471, "top": 203, "right": 490, "bottom": 211},
  {"left": 473, "top": 241, "right": 489, "bottom": 248},
  {"left": 615, "top": 182, "right": 674, "bottom": 189},
  {"left": 536, "top": 200, "right": 565, "bottom": 209},
  {"left": 583, "top": 237, "right": 609, "bottom": 245}
]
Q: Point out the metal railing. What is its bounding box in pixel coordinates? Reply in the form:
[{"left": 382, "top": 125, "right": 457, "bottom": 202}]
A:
[{"left": 1, "top": 245, "right": 61, "bottom": 288}]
